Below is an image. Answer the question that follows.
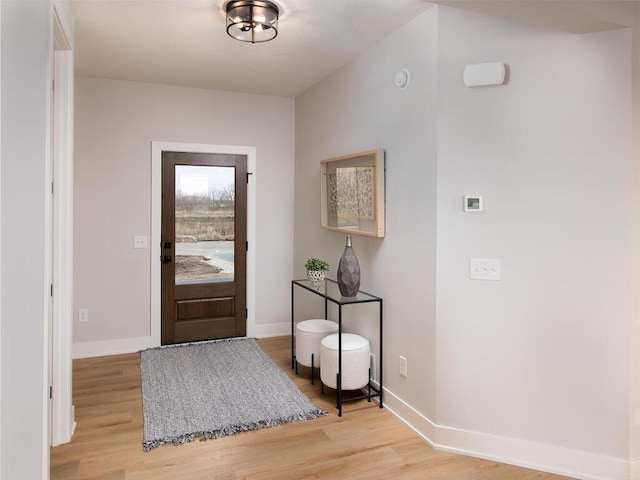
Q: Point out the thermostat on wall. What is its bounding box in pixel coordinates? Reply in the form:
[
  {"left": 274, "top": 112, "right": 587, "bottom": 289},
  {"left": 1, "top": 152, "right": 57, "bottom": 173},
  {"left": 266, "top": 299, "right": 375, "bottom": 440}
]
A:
[{"left": 464, "top": 196, "right": 483, "bottom": 212}]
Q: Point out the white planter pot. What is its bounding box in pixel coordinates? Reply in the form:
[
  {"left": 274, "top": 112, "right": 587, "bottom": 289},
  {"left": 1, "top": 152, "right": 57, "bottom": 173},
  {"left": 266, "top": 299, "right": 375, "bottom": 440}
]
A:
[{"left": 307, "top": 270, "right": 326, "bottom": 286}]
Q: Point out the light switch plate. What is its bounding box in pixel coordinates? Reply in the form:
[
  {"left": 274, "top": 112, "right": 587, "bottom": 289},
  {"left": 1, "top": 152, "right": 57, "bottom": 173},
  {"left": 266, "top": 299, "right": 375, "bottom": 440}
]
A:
[{"left": 470, "top": 258, "right": 501, "bottom": 281}]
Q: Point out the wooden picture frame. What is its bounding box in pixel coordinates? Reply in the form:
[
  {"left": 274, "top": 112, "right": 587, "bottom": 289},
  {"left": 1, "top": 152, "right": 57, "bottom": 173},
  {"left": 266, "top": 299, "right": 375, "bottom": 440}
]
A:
[{"left": 320, "top": 150, "right": 385, "bottom": 237}]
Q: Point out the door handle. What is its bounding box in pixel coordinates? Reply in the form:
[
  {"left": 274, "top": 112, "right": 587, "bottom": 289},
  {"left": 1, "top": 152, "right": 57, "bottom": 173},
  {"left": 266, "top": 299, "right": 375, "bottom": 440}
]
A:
[{"left": 162, "top": 255, "right": 172, "bottom": 264}]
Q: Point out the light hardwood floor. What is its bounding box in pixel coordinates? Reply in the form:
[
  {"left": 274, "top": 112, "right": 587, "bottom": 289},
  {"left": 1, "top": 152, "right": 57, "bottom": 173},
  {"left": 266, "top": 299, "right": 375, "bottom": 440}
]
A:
[{"left": 51, "top": 336, "right": 574, "bottom": 479}]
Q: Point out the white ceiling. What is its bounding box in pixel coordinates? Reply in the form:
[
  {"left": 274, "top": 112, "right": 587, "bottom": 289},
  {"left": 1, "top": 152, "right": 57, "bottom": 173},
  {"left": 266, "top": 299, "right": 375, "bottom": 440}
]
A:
[{"left": 69, "top": 0, "right": 639, "bottom": 98}]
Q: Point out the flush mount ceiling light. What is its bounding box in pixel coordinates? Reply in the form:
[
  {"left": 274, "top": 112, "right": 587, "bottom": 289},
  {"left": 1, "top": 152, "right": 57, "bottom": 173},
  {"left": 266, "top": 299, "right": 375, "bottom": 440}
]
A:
[{"left": 226, "top": 0, "right": 279, "bottom": 44}]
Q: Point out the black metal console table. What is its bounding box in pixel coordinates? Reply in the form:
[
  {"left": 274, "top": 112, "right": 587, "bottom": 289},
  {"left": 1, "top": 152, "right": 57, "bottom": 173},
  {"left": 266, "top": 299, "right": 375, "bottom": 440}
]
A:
[{"left": 291, "top": 278, "right": 383, "bottom": 416}]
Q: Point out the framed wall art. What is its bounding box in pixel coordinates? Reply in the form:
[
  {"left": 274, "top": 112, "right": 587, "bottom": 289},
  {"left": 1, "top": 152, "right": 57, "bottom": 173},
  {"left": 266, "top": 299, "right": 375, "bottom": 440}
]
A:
[{"left": 320, "top": 149, "right": 385, "bottom": 237}]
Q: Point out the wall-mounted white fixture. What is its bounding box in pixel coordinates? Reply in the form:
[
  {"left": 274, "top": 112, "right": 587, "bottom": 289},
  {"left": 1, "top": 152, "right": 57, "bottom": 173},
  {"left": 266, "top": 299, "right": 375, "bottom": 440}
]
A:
[
  {"left": 394, "top": 69, "right": 410, "bottom": 89},
  {"left": 463, "top": 62, "right": 505, "bottom": 87},
  {"left": 470, "top": 258, "right": 501, "bottom": 281},
  {"left": 464, "top": 196, "right": 483, "bottom": 212},
  {"left": 134, "top": 235, "right": 148, "bottom": 249},
  {"left": 399, "top": 355, "right": 408, "bottom": 377}
]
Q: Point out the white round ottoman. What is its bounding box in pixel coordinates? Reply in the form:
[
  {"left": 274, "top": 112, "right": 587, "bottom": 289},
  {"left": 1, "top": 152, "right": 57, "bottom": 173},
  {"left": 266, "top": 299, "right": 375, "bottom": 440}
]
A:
[
  {"left": 320, "top": 333, "right": 370, "bottom": 390},
  {"left": 295, "top": 319, "right": 339, "bottom": 384}
]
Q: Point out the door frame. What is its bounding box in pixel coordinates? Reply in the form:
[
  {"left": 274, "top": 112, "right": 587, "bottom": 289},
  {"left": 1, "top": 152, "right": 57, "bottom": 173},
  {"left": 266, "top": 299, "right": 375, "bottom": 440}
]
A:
[
  {"left": 151, "top": 142, "right": 256, "bottom": 348},
  {"left": 51, "top": 0, "right": 75, "bottom": 447}
]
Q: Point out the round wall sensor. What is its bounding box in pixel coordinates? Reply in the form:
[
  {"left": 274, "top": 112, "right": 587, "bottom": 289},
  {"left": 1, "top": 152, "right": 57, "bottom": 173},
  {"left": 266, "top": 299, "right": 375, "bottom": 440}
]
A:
[{"left": 394, "top": 69, "right": 410, "bottom": 89}]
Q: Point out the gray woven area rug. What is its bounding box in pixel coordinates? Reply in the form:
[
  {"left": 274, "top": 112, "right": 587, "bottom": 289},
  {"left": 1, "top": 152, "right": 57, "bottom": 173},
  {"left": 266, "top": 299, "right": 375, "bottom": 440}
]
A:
[{"left": 140, "top": 338, "right": 327, "bottom": 451}]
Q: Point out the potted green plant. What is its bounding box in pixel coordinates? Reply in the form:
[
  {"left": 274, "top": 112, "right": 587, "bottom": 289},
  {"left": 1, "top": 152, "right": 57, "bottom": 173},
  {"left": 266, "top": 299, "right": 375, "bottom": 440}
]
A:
[{"left": 305, "top": 258, "right": 329, "bottom": 286}]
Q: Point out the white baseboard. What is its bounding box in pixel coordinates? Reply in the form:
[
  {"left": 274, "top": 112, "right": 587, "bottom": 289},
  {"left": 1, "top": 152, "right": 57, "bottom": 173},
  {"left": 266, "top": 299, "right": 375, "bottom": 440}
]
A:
[
  {"left": 71, "top": 327, "right": 292, "bottom": 359},
  {"left": 248, "top": 321, "right": 290, "bottom": 339},
  {"left": 382, "top": 386, "right": 632, "bottom": 480},
  {"left": 73, "top": 336, "right": 151, "bottom": 359}
]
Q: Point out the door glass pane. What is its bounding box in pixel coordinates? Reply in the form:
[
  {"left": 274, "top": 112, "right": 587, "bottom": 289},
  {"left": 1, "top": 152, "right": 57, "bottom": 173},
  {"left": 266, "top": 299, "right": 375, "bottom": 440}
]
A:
[{"left": 175, "top": 165, "right": 235, "bottom": 285}]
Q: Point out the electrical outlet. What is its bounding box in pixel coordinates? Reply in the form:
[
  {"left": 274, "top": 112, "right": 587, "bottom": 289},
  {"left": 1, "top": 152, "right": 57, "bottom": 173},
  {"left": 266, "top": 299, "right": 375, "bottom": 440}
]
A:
[
  {"left": 133, "top": 235, "right": 148, "bottom": 249},
  {"left": 399, "top": 355, "right": 408, "bottom": 378},
  {"left": 79, "top": 308, "right": 89, "bottom": 323}
]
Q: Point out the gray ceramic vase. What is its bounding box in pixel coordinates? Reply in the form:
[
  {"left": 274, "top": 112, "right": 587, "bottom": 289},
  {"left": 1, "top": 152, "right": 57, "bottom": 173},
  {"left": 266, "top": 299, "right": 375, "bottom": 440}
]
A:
[{"left": 337, "top": 235, "right": 360, "bottom": 297}]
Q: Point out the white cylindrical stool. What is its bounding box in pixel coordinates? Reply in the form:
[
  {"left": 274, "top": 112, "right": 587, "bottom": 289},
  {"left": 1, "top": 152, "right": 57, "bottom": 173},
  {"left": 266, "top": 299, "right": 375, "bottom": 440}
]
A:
[
  {"left": 295, "top": 319, "right": 339, "bottom": 384},
  {"left": 320, "top": 333, "right": 370, "bottom": 390}
]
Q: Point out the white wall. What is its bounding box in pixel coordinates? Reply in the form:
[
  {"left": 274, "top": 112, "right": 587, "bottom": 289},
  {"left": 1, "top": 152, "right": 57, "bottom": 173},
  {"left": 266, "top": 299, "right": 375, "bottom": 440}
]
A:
[
  {"left": 0, "top": 1, "right": 52, "bottom": 478},
  {"left": 74, "top": 77, "right": 294, "bottom": 354},
  {"left": 436, "top": 5, "right": 633, "bottom": 463},
  {"left": 295, "top": 4, "right": 440, "bottom": 428},
  {"left": 295, "top": 5, "right": 636, "bottom": 479}
]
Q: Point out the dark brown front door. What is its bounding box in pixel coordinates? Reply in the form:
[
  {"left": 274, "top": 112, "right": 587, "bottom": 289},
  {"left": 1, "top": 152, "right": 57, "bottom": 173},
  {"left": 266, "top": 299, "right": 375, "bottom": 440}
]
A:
[{"left": 161, "top": 151, "right": 247, "bottom": 345}]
